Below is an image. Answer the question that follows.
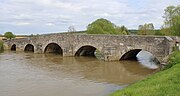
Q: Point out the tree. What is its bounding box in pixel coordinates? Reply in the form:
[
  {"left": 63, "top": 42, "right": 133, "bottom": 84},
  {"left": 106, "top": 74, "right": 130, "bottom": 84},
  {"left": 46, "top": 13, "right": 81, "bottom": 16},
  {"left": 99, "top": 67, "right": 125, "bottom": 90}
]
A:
[
  {"left": 87, "top": 18, "right": 116, "bottom": 34},
  {"left": 4, "top": 32, "right": 15, "bottom": 39},
  {"left": 115, "top": 25, "right": 129, "bottom": 35},
  {"left": 30, "top": 34, "right": 34, "bottom": 37},
  {"left": 160, "top": 27, "right": 171, "bottom": 36},
  {"left": 68, "top": 26, "right": 76, "bottom": 33},
  {"left": 137, "top": 23, "right": 155, "bottom": 35},
  {"left": 87, "top": 18, "right": 128, "bottom": 35},
  {"left": 154, "top": 30, "right": 163, "bottom": 36},
  {"left": 162, "top": 5, "right": 180, "bottom": 36},
  {"left": 148, "top": 23, "right": 154, "bottom": 30}
]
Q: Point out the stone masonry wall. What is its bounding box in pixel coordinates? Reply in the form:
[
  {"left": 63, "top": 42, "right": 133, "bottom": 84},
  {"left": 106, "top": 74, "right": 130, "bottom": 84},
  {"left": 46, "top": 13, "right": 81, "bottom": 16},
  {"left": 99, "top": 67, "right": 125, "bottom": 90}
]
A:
[{"left": 4, "top": 34, "right": 176, "bottom": 62}]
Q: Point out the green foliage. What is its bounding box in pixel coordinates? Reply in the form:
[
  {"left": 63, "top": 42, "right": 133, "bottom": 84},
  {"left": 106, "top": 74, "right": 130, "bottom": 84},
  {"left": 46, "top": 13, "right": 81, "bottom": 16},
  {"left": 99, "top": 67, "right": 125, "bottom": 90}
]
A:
[
  {"left": 137, "top": 23, "right": 155, "bottom": 35},
  {"left": 4, "top": 32, "right": 15, "bottom": 39},
  {"left": 87, "top": 18, "right": 115, "bottom": 34},
  {"left": 87, "top": 18, "right": 129, "bottom": 35},
  {"left": 160, "top": 27, "right": 172, "bottom": 36},
  {"left": 115, "top": 25, "right": 129, "bottom": 35},
  {"left": 154, "top": 30, "right": 163, "bottom": 36},
  {"left": 164, "top": 51, "right": 180, "bottom": 70},
  {"left": 0, "top": 41, "right": 3, "bottom": 51},
  {"left": 110, "top": 51, "right": 180, "bottom": 96},
  {"left": 161, "top": 5, "right": 180, "bottom": 36}
]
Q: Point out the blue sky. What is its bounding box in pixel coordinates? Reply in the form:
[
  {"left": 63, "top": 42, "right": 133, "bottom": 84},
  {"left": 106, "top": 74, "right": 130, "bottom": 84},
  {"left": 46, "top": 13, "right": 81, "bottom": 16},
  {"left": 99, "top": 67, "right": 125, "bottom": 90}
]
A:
[{"left": 0, "top": 0, "right": 179, "bottom": 35}]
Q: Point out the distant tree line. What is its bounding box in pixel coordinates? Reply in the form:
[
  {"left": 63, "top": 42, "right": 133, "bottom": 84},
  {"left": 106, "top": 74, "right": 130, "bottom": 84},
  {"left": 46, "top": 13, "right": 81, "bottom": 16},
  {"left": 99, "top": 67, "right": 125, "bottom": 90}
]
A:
[
  {"left": 85, "top": 5, "right": 180, "bottom": 36},
  {"left": 137, "top": 23, "right": 155, "bottom": 35},
  {"left": 137, "top": 5, "right": 180, "bottom": 36}
]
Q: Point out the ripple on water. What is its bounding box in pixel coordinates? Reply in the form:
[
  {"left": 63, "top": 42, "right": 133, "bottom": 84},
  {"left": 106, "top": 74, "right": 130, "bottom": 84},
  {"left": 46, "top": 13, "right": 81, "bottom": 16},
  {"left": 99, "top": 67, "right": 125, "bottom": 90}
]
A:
[{"left": 0, "top": 51, "right": 157, "bottom": 96}]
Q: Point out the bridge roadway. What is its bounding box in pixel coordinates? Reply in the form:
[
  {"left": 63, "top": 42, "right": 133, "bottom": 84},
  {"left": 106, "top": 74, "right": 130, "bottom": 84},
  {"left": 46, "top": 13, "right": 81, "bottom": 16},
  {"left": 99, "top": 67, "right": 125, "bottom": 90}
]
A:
[{"left": 3, "top": 33, "right": 178, "bottom": 62}]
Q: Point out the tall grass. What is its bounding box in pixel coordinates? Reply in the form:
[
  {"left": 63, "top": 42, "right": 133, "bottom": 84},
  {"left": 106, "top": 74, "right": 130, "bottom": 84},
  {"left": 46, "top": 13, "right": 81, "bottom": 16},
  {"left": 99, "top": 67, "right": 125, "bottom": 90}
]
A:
[
  {"left": 110, "top": 51, "right": 180, "bottom": 96},
  {"left": 164, "top": 51, "right": 180, "bottom": 69}
]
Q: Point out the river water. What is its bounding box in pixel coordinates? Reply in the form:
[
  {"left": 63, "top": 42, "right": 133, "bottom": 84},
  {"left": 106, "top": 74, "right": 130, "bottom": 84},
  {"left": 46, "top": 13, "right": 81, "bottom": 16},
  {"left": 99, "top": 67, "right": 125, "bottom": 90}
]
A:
[{"left": 0, "top": 51, "right": 158, "bottom": 96}]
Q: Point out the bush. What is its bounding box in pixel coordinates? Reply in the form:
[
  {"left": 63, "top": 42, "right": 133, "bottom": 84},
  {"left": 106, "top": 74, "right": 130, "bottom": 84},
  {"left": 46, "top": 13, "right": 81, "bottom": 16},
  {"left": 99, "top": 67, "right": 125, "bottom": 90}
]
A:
[
  {"left": 0, "top": 41, "right": 3, "bottom": 51},
  {"left": 164, "top": 51, "right": 180, "bottom": 69}
]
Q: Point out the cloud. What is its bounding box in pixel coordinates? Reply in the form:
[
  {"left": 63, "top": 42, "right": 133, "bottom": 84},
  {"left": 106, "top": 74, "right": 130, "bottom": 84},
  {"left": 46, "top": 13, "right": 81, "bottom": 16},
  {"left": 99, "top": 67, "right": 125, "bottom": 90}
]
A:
[
  {"left": 15, "top": 22, "right": 31, "bottom": 26},
  {"left": 46, "top": 22, "right": 55, "bottom": 26},
  {"left": 94, "top": 13, "right": 112, "bottom": 17},
  {"left": 0, "top": 0, "right": 179, "bottom": 34}
]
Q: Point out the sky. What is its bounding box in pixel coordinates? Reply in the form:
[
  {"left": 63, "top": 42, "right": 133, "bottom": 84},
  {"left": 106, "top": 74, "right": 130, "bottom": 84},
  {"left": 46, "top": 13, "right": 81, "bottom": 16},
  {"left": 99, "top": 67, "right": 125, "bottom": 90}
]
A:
[{"left": 0, "top": 0, "right": 179, "bottom": 35}]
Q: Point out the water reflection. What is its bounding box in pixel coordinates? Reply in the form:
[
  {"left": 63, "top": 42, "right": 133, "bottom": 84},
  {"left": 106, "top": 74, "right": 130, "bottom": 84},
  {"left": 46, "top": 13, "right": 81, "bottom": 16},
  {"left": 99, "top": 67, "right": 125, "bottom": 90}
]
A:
[
  {"left": 137, "top": 51, "right": 159, "bottom": 69},
  {"left": 0, "top": 51, "right": 157, "bottom": 96}
]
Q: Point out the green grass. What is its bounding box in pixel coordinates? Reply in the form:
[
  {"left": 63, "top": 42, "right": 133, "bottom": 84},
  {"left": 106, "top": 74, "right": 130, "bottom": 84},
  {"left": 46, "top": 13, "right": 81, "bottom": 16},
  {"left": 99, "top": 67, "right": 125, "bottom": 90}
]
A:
[{"left": 110, "top": 51, "right": 180, "bottom": 96}]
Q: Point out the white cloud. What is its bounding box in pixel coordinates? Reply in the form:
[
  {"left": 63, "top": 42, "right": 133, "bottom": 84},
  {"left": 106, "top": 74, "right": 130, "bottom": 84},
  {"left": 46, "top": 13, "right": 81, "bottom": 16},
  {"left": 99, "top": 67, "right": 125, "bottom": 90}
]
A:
[
  {"left": 46, "top": 22, "right": 55, "bottom": 26},
  {"left": 15, "top": 22, "right": 31, "bottom": 26},
  {"left": 94, "top": 13, "right": 112, "bottom": 17},
  {"left": 0, "top": 0, "right": 179, "bottom": 34}
]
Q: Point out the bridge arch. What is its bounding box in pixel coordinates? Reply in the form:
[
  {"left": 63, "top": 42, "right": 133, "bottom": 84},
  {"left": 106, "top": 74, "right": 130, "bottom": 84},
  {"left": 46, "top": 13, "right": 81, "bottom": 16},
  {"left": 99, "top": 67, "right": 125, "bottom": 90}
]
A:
[
  {"left": 120, "top": 49, "right": 142, "bottom": 60},
  {"left": 24, "top": 44, "right": 34, "bottom": 52},
  {"left": 44, "top": 43, "right": 63, "bottom": 55},
  {"left": 75, "top": 45, "right": 96, "bottom": 57},
  {"left": 75, "top": 45, "right": 103, "bottom": 58},
  {"left": 120, "top": 49, "right": 160, "bottom": 63},
  {"left": 11, "top": 44, "right": 16, "bottom": 51}
]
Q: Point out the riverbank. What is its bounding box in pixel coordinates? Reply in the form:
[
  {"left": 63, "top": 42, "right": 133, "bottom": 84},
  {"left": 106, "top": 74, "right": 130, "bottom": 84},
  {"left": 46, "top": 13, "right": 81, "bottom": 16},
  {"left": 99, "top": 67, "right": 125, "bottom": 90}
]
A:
[
  {"left": 0, "top": 41, "right": 3, "bottom": 51},
  {"left": 110, "top": 51, "right": 180, "bottom": 96}
]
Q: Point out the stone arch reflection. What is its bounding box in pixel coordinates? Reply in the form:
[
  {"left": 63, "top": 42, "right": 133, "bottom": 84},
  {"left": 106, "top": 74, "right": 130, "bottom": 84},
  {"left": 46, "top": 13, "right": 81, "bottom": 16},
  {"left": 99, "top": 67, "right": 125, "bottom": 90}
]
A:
[{"left": 136, "top": 50, "right": 160, "bottom": 69}]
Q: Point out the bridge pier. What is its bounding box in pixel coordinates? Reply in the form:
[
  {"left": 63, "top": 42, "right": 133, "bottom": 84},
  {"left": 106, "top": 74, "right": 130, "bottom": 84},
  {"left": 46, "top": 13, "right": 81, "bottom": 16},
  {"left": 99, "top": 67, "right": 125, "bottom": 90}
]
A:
[
  {"left": 103, "top": 46, "right": 119, "bottom": 61},
  {"left": 63, "top": 45, "right": 74, "bottom": 56}
]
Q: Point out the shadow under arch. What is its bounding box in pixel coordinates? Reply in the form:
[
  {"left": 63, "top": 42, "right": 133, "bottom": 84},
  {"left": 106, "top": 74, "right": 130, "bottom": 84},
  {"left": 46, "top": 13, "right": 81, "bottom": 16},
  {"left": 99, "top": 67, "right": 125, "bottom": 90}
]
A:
[
  {"left": 24, "top": 44, "right": 34, "bottom": 52},
  {"left": 75, "top": 45, "right": 98, "bottom": 57},
  {"left": 11, "top": 44, "right": 16, "bottom": 51},
  {"left": 120, "top": 49, "right": 142, "bottom": 60},
  {"left": 44, "top": 43, "right": 63, "bottom": 55}
]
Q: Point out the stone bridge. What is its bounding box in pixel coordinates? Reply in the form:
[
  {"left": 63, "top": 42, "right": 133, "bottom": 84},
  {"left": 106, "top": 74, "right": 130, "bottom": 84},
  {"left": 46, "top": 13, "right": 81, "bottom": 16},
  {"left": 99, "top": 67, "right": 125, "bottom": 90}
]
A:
[{"left": 3, "top": 33, "right": 178, "bottom": 62}]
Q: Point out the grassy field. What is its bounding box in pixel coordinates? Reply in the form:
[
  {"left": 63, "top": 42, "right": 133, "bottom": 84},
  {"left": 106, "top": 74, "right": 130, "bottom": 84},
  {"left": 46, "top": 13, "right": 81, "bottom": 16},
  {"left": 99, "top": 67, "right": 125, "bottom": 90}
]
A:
[
  {"left": 110, "top": 51, "right": 180, "bottom": 96},
  {"left": 0, "top": 36, "right": 28, "bottom": 40}
]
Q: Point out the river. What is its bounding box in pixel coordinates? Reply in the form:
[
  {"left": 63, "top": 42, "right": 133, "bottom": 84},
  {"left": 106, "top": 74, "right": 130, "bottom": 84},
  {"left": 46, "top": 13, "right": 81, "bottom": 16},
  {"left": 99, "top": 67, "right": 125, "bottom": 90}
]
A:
[{"left": 0, "top": 51, "right": 158, "bottom": 96}]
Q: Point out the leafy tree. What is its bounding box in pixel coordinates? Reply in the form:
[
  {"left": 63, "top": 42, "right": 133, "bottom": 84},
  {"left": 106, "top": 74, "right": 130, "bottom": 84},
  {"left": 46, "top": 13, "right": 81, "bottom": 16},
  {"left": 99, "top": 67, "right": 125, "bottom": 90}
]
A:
[
  {"left": 137, "top": 23, "right": 155, "bottom": 35},
  {"left": 87, "top": 18, "right": 116, "bottom": 34},
  {"left": 161, "top": 5, "right": 180, "bottom": 36},
  {"left": 68, "top": 26, "right": 76, "bottom": 33},
  {"left": 115, "top": 25, "right": 129, "bottom": 35},
  {"left": 30, "top": 34, "right": 34, "bottom": 37},
  {"left": 87, "top": 18, "right": 129, "bottom": 35},
  {"left": 154, "top": 30, "right": 163, "bottom": 36},
  {"left": 4, "top": 32, "right": 15, "bottom": 39},
  {"left": 160, "top": 27, "right": 171, "bottom": 36}
]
